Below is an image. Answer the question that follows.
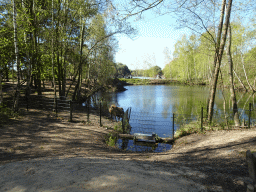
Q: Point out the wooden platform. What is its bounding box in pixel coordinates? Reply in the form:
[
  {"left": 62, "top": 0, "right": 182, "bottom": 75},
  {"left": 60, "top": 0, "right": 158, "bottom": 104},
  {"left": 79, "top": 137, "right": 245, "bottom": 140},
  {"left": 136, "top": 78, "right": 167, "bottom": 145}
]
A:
[{"left": 118, "top": 133, "right": 174, "bottom": 144}]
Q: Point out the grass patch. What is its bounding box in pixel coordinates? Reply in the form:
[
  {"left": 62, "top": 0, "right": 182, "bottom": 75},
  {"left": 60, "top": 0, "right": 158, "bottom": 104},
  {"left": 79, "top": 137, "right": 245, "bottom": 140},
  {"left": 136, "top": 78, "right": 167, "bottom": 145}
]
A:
[
  {"left": 105, "top": 132, "right": 118, "bottom": 147},
  {"left": 119, "top": 78, "right": 206, "bottom": 85},
  {"left": 0, "top": 105, "right": 19, "bottom": 126},
  {"left": 113, "top": 122, "right": 123, "bottom": 132},
  {"left": 119, "top": 78, "right": 151, "bottom": 85},
  {"left": 113, "top": 120, "right": 131, "bottom": 134},
  {"left": 174, "top": 121, "right": 204, "bottom": 139},
  {"left": 174, "top": 118, "right": 253, "bottom": 140},
  {"left": 105, "top": 119, "right": 131, "bottom": 147},
  {"left": 238, "top": 150, "right": 256, "bottom": 157}
]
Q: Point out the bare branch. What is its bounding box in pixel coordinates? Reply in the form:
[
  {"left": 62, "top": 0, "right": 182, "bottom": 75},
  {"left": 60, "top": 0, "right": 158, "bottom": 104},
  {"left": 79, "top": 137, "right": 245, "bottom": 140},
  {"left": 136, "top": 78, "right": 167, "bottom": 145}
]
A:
[{"left": 122, "top": 0, "right": 164, "bottom": 20}]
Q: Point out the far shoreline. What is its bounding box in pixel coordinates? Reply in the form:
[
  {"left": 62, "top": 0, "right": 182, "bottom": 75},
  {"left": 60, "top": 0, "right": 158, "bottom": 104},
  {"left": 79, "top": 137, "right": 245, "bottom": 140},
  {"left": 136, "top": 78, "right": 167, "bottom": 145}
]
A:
[{"left": 119, "top": 78, "right": 207, "bottom": 86}]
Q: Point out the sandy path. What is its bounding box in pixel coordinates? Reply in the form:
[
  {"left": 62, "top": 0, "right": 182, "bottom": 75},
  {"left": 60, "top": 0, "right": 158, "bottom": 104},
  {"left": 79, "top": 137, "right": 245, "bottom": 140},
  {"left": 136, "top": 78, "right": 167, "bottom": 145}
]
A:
[
  {"left": 0, "top": 156, "right": 209, "bottom": 192},
  {"left": 1, "top": 108, "right": 255, "bottom": 191}
]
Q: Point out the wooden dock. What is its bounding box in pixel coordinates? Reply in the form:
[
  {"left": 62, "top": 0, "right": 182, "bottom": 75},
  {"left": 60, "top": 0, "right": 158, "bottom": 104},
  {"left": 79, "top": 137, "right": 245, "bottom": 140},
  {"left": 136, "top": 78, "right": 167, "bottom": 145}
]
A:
[{"left": 118, "top": 133, "right": 174, "bottom": 144}]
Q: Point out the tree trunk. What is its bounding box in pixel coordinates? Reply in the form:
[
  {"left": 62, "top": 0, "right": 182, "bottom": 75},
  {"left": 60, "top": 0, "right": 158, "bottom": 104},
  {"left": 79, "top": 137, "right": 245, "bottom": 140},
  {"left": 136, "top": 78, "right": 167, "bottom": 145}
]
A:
[
  {"left": 56, "top": 1, "right": 62, "bottom": 97},
  {"left": 13, "top": 0, "right": 20, "bottom": 112},
  {"left": 241, "top": 52, "right": 255, "bottom": 92},
  {"left": 0, "top": 70, "right": 3, "bottom": 106},
  {"left": 52, "top": 0, "right": 56, "bottom": 98},
  {"left": 226, "top": 24, "right": 240, "bottom": 126},
  {"left": 207, "top": 0, "right": 226, "bottom": 116},
  {"left": 233, "top": 68, "right": 247, "bottom": 91},
  {"left": 208, "top": 0, "right": 233, "bottom": 123},
  {"left": 254, "top": 77, "right": 256, "bottom": 90},
  {"left": 219, "top": 70, "right": 229, "bottom": 128},
  {"left": 212, "top": 0, "right": 226, "bottom": 71},
  {"left": 34, "top": 31, "right": 42, "bottom": 95},
  {"left": 5, "top": 65, "right": 9, "bottom": 82},
  {"left": 72, "top": 13, "right": 85, "bottom": 101},
  {"left": 22, "top": 0, "right": 31, "bottom": 99},
  {"left": 62, "top": 55, "right": 67, "bottom": 97}
]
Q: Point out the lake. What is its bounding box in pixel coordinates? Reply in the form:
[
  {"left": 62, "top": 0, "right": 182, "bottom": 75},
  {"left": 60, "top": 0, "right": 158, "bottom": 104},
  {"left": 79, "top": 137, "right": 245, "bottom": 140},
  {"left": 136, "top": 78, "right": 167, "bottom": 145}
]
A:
[{"left": 94, "top": 84, "right": 256, "bottom": 152}]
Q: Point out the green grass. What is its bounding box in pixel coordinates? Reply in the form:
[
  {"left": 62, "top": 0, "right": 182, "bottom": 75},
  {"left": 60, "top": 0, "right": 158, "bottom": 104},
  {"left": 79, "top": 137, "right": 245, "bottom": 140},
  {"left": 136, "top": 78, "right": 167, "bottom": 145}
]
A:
[
  {"left": 119, "top": 78, "right": 207, "bottom": 85},
  {"left": 174, "top": 121, "right": 204, "bottom": 139},
  {"left": 119, "top": 78, "right": 151, "bottom": 85},
  {"left": 105, "top": 132, "right": 118, "bottom": 147},
  {"left": 113, "top": 122, "right": 123, "bottom": 132},
  {"left": 105, "top": 120, "right": 132, "bottom": 147},
  {"left": 0, "top": 105, "right": 19, "bottom": 126},
  {"left": 174, "top": 118, "right": 254, "bottom": 140},
  {"left": 113, "top": 120, "right": 131, "bottom": 134},
  {"left": 174, "top": 120, "right": 231, "bottom": 140}
]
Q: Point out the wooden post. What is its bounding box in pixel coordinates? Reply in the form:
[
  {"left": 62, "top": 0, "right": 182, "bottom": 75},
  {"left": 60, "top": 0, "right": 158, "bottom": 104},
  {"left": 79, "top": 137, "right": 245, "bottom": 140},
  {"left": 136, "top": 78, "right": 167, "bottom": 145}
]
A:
[
  {"left": 246, "top": 150, "right": 256, "bottom": 185},
  {"left": 201, "top": 107, "right": 203, "bottom": 131},
  {"left": 87, "top": 98, "right": 90, "bottom": 123},
  {"left": 172, "top": 113, "right": 175, "bottom": 140},
  {"left": 249, "top": 103, "right": 252, "bottom": 128},
  {"left": 100, "top": 102, "right": 102, "bottom": 126},
  {"left": 26, "top": 95, "right": 29, "bottom": 111},
  {"left": 69, "top": 100, "right": 72, "bottom": 122},
  {"left": 55, "top": 97, "right": 58, "bottom": 116},
  {"left": 122, "top": 114, "right": 124, "bottom": 134}
]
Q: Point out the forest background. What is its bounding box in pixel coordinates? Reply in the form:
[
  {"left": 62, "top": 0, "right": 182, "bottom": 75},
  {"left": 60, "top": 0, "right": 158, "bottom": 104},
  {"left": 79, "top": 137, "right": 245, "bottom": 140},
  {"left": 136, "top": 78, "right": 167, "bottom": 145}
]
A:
[{"left": 0, "top": 0, "right": 256, "bottom": 124}]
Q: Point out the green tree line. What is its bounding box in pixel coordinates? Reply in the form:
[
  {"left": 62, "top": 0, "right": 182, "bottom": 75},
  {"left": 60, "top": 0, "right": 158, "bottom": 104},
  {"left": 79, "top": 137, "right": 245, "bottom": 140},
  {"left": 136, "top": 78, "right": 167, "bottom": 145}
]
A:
[
  {"left": 0, "top": 0, "right": 134, "bottom": 110},
  {"left": 131, "top": 66, "right": 162, "bottom": 78},
  {"left": 162, "top": 21, "right": 256, "bottom": 89},
  {"left": 117, "top": 0, "right": 255, "bottom": 124}
]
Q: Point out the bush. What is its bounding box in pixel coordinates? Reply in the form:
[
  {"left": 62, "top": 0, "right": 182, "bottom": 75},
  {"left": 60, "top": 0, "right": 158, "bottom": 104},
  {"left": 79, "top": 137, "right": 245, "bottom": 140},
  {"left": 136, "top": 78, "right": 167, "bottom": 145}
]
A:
[
  {"left": 174, "top": 121, "right": 203, "bottom": 139},
  {"left": 113, "top": 122, "right": 123, "bottom": 132},
  {"left": 105, "top": 132, "right": 118, "bottom": 147},
  {"left": 0, "top": 105, "right": 19, "bottom": 126}
]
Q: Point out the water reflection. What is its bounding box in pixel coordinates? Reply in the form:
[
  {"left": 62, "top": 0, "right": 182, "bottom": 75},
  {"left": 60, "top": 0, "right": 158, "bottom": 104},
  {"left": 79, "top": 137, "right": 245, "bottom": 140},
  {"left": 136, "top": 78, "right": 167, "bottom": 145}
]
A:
[
  {"left": 93, "top": 85, "right": 255, "bottom": 151},
  {"left": 116, "top": 139, "right": 172, "bottom": 152}
]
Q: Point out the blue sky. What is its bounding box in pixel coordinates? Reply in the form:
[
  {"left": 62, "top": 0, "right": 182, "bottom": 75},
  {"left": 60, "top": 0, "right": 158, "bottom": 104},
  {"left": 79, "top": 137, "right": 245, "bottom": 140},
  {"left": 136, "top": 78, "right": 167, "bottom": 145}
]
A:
[{"left": 114, "top": 11, "right": 190, "bottom": 71}]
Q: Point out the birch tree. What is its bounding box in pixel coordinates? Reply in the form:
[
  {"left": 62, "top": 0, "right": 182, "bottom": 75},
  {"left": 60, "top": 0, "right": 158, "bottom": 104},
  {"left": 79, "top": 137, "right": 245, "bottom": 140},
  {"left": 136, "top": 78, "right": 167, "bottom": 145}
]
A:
[
  {"left": 12, "top": 0, "right": 20, "bottom": 111},
  {"left": 207, "top": 0, "right": 233, "bottom": 123},
  {"left": 226, "top": 24, "right": 240, "bottom": 126}
]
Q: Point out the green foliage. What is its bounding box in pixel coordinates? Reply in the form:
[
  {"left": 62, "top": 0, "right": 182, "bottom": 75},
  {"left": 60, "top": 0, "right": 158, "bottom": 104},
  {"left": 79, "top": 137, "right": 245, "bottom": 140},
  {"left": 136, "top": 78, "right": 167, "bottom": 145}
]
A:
[
  {"left": 0, "top": 0, "right": 134, "bottom": 105},
  {"left": 114, "top": 122, "right": 123, "bottom": 132},
  {"left": 0, "top": 105, "right": 19, "bottom": 126},
  {"left": 119, "top": 78, "right": 151, "bottom": 85},
  {"left": 113, "top": 119, "right": 131, "bottom": 134},
  {"left": 174, "top": 121, "right": 202, "bottom": 139},
  {"left": 105, "top": 132, "right": 118, "bottom": 147},
  {"left": 115, "top": 63, "right": 131, "bottom": 78},
  {"left": 144, "top": 66, "right": 162, "bottom": 77},
  {"left": 131, "top": 66, "right": 162, "bottom": 78},
  {"left": 162, "top": 21, "right": 256, "bottom": 87},
  {"left": 162, "top": 63, "right": 171, "bottom": 79},
  {"left": 154, "top": 134, "right": 161, "bottom": 142}
]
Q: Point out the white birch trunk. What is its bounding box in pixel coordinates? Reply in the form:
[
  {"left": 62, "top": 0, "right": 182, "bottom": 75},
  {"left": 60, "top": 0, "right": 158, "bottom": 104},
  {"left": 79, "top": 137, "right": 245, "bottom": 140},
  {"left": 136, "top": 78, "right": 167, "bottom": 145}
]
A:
[{"left": 13, "top": 0, "right": 20, "bottom": 111}]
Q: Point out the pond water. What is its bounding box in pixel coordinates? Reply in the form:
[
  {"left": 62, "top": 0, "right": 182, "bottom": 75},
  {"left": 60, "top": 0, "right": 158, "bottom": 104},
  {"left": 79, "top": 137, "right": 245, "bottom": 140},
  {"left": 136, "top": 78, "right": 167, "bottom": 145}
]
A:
[{"left": 94, "top": 84, "right": 256, "bottom": 152}]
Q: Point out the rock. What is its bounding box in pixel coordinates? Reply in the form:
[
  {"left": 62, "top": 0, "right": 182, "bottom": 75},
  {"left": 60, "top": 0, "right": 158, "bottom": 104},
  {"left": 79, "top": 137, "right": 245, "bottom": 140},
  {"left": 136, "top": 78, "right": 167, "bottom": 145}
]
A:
[{"left": 246, "top": 150, "right": 256, "bottom": 184}]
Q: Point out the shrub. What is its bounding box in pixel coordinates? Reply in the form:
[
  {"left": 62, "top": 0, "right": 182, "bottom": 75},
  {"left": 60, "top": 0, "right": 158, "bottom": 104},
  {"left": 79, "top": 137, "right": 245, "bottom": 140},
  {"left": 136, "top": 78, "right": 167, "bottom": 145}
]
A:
[
  {"left": 105, "top": 132, "right": 118, "bottom": 147},
  {"left": 0, "top": 105, "right": 19, "bottom": 126}
]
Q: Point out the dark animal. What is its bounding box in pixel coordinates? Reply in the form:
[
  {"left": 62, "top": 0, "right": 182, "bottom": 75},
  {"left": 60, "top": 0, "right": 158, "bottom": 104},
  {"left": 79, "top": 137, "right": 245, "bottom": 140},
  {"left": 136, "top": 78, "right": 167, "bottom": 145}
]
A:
[{"left": 109, "top": 104, "right": 124, "bottom": 121}]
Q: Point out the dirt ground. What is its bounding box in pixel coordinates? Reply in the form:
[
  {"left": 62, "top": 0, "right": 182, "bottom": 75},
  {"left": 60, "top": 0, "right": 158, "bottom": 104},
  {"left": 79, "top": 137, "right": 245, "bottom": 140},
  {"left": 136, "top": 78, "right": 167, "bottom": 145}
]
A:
[
  {"left": 1, "top": 81, "right": 256, "bottom": 191},
  {"left": 1, "top": 107, "right": 256, "bottom": 191}
]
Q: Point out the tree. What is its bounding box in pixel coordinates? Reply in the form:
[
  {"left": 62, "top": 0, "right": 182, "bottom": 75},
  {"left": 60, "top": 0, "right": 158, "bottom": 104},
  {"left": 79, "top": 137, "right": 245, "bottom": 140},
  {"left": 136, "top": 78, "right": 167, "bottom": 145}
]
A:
[
  {"left": 208, "top": 0, "right": 233, "bottom": 123},
  {"left": 0, "top": 0, "right": 135, "bottom": 111},
  {"left": 12, "top": 0, "right": 20, "bottom": 112},
  {"left": 116, "top": 0, "right": 254, "bottom": 124},
  {"left": 115, "top": 63, "right": 131, "bottom": 78},
  {"left": 226, "top": 23, "right": 240, "bottom": 126},
  {"left": 147, "top": 66, "right": 162, "bottom": 78}
]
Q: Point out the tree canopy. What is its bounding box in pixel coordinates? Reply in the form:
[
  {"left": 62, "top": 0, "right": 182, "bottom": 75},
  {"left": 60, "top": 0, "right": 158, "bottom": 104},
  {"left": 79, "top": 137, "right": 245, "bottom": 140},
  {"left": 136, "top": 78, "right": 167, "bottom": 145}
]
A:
[{"left": 0, "top": 0, "right": 134, "bottom": 106}]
